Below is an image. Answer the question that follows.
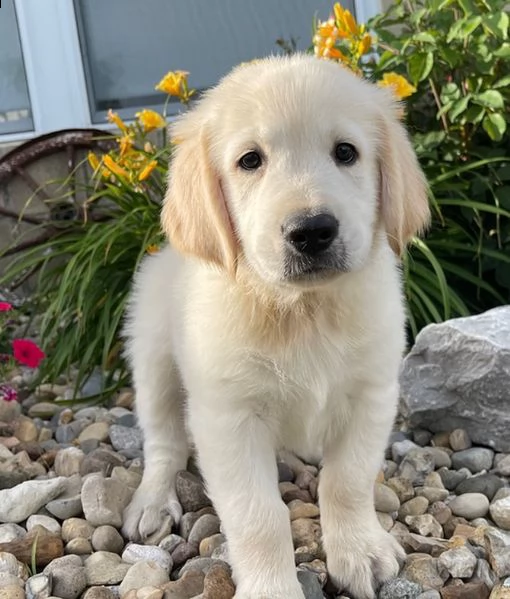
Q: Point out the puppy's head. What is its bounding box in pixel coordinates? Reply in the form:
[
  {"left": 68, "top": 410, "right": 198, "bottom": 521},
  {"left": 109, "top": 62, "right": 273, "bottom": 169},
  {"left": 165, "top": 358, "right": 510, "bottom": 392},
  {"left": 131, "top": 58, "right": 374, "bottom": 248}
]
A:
[{"left": 162, "top": 55, "right": 429, "bottom": 287}]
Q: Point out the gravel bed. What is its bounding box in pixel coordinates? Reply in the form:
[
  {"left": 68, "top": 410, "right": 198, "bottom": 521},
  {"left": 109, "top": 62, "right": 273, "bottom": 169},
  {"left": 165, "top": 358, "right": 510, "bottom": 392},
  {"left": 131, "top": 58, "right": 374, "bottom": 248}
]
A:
[{"left": 0, "top": 379, "right": 509, "bottom": 599}]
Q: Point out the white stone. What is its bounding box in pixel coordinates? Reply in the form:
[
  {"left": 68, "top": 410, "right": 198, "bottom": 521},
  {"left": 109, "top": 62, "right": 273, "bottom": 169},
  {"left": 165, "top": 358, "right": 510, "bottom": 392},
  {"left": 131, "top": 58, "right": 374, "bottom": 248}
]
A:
[{"left": 0, "top": 478, "right": 67, "bottom": 523}]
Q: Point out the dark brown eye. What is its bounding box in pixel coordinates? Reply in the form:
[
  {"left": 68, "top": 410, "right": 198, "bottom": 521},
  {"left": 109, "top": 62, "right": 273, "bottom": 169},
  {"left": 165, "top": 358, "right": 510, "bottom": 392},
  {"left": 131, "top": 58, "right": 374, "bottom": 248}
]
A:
[
  {"left": 239, "top": 151, "right": 262, "bottom": 170},
  {"left": 334, "top": 142, "right": 357, "bottom": 165}
]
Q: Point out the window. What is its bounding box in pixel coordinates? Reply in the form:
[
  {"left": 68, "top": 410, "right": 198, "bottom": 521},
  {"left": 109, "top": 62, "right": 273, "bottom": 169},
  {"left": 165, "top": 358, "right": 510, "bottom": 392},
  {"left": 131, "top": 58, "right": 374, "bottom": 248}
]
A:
[
  {"left": 0, "top": 0, "right": 33, "bottom": 135},
  {"left": 1, "top": 0, "right": 379, "bottom": 142}
]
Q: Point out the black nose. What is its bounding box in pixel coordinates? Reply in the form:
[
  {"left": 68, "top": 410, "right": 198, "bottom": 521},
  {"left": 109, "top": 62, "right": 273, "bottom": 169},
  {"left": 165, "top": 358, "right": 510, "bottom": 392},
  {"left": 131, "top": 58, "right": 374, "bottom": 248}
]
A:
[{"left": 283, "top": 213, "right": 339, "bottom": 255}]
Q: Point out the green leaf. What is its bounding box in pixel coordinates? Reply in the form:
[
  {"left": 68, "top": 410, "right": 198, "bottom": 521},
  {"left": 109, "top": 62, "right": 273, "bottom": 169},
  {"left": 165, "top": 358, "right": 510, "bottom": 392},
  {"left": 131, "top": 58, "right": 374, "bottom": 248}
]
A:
[
  {"left": 474, "top": 89, "right": 505, "bottom": 109},
  {"left": 408, "top": 52, "right": 434, "bottom": 85},
  {"left": 464, "top": 104, "right": 485, "bottom": 124},
  {"left": 494, "top": 43, "right": 510, "bottom": 57},
  {"left": 441, "top": 82, "right": 461, "bottom": 103},
  {"left": 493, "top": 75, "right": 510, "bottom": 89},
  {"left": 449, "top": 95, "right": 471, "bottom": 122},
  {"left": 483, "top": 12, "right": 509, "bottom": 40},
  {"left": 412, "top": 32, "right": 436, "bottom": 44},
  {"left": 482, "top": 113, "right": 507, "bottom": 141},
  {"left": 447, "top": 16, "right": 482, "bottom": 43}
]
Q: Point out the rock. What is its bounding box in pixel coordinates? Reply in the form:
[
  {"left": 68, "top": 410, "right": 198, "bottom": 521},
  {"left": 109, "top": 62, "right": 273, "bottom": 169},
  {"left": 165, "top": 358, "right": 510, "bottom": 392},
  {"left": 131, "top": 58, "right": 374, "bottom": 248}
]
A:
[
  {"left": 489, "top": 582, "right": 510, "bottom": 599},
  {"left": 46, "top": 492, "right": 82, "bottom": 520},
  {"left": 451, "top": 448, "right": 494, "bottom": 473},
  {"left": 416, "top": 487, "right": 449, "bottom": 503},
  {"left": 122, "top": 543, "right": 172, "bottom": 571},
  {"left": 392, "top": 440, "right": 420, "bottom": 463},
  {"left": 43, "top": 554, "right": 87, "bottom": 599},
  {"left": 406, "top": 514, "right": 443, "bottom": 538},
  {"left": 485, "top": 527, "right": 510, "bottom": 577},
  {"left": 61, "top": 518, "right": 94, "bottom": 542},
  {"left": 296, "top": 569, "right": 323, "bottom": 599},
  {"left": 160, "top": 569, "right": 205, "bottom": 598},
  {"left": 429, "top": 502, "right": 452, "bottom": 526},
  {"left": 91, "top": 525, "right": 124, "bottom": 554},
  {"left": 28, "top": 402, "right": 61, "bottom": 419},
  {"left": 429, "top": 448, "right": 452, "bottom": 469},
  {"left": 379, "top": 578, "right": 422, "bottom": 599},
  {"left": 119, "top": 561, "right": 170, "bottom": 595},
  {"left": 0, "top": 586, "right": 24, "bottom": 599},
  {"left": 0, "top": 523, "right": 25, "bottom": 543},
  {"left": 455, "top": 474, "right": 504, "bottom": 500},
  {"left": 398, "top": 449, "right": 435, "bottom": 485},
  {"left": 0, "top": 399, "right": 21, "bottom": 422},
  {"left": 375, "top": 483, "right": 400, "bottom": 513},
  {"left": 399, "top": 533, "right": 448, "bottom": 557},
  {"left": 0, "top": 551, "right": 25, "bottom": 577},
  {"left": 109, "top": 425, "right": 143, "bottom": 452},
  {"left": 175, "top": 471, "right": 212, "bottom": 513},
  {"left": 171, "top": 541, "right": 199, "bottom": 568},
  {"left": 80, "top": 448, "right": 125, "bottom": 477},
  {"left": 54, "top": 448, "right": 84, "bottom": 477},
  {"left": 202, "top": 564, "right": 235, "bottom": 599},
  {"left": 111, "top": 467, "right": 142, "bottom": 490},
  {"left": 490, "top": 496, "right": 510, "bottom": 530},
  {"left": 291, "top": 518, "right": 322, "bottom": 548},
  {"left": 81, "top": 474, "right": 133, "bottom": 527},
  {"left": 399, "top": 497, "right": 429, "bottom": 521},
  {"left": 188, "top": 515, "right": 221, "bottom": 546},
  {"left": 402, "top": 555, "right": 446, "bottom": 591},
  {"left": 0, "top": 478, "right": 67, "bottom": 523},
  {"left": 438, "top": 546, "right": 477, "bottom": 578},
  {"left": 475, "top": 559, "right": 498, "bottom": 591},
  {"left": 179, "top": 557, "right": 230, "bottom": 578},
  {"left": 65, "top": 537, "right": 92, "bottom": 555},
  {"left": 449, "top": 430, "right": 471, "bottom": 451},
  {"left": 78, "top": 422, "right": 110, "bottom": 444},
  {"left": 288, "top": 500, "right": 320, "bottom": 521},
  {"left": 13, "top": 416, "right": 38, "bottom": 442},
  {"left": 159, "top": 534, "right": 185, "bottom": 554},
  {"left": 497, "top": 455, "right": 510, "bottom": 476},
  {"left": 25, "top": 573, "right": 51, "bottom": 599},
  {"left": 84, "top": 551, "right": 131, "bottom": 585},
  {"left": 56, "top": 421, "right": 85, "bottom": 444},
  {"left": 438, "top": 469, "right": 468, "bottom": 491},
  {"left": 82, "top": 588, "right": 116, "bottom": 599},
  {"left": 277, "top": 461, "right": 294, "bottom": 483},
  {"left": 438, "top": 581, "right": 490, "bottom": 598},
  {"left": 400, "top": 307, "right": 510, "bottom": 452},
  {"left": 417, "top": 592, "right": 441, "bottom": 599},
  {"left": 449, "top": 494, "right": 489, "bottom": 520},
  {"left": 387, "top": 477, "right": 415, "bottom": 503},
  {"left": 377, "top": 512, "right": 394, "bottom": 532},
  {"left": 26, "top": 515, "right": 61, "bottom": 536}
]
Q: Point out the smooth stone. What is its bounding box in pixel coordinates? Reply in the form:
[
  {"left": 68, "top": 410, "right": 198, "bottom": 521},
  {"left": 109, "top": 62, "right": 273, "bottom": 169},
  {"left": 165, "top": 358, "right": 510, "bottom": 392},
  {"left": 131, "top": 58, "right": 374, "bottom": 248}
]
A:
[
  {"left": 455, "top": 473, "right": 504, "bottom": 500},
  {"left": 26, "top": 573, "right": 51, "bottom": 599},
  {"left": 171, "top": 541, "right": 199, "bottom": 568},
  {"left": 288, "top": 500, "right": 320, "bottom": 521},
  {"left": 175, "top": 471, "right": 212, "bottom": 513},
  {"left": 28, "top": 402, "right": 61, "bottom": 419},
  {"left": 43, "top": 554, "right": 87, "bottom": 599},
  {"left": 160, "top": 569, "right": 205, "bottom": 598},
  {"left": 158, "top": 533, "right": 185, "bottom": 554},
  {"left": 188, "top": 515, "right": 221, "bottom": 546},
  {"left": 405, "top": 514, "right": 443, "bottom": 538},
  {"left": 375, "top": 483, "right": 401, "bottom": 513},
  {"left": 122, "top": 543, "right": 172, "bottom": 571},
  {"left": 84, "top": 551, "right": 131, "bottom": 585},
  {"left": 416, "top": 592, "right": 441, "bottom": 599},
  {"left": 81, "top": 473, "right": 133, "bottom": 527},
  {"left": 0, "top": 523, "right": 26, "bottom": 543},
  {"left": 54, "top": 447, "right": 85, "bottom": 477},
  {"left": 80, "top": 448, "right": 125, "bottom": 477},
  {"left": 296, "top": 569, "right": 323, "bottom": 599},
  {"left": 91, "top": 525, "right": 124, "bottom": 554},
  {"left": 428, "top": 448, "right": 452, "bottom": 469},
  {"left": 439, "top": 581, "right": 490, "bottom": 598},
  {"left": 377, "top": 511, "right": 394, "bottom": 532},
  {"left": 82, "top": 588, "right": 116, "bottom": 599},
  {"left": 449, "top": 429, "right": 472, "bottom": 451},
  {"left": 379, "top": 577, "right": 422, "bottom": 599},
  {"left": 55, "top": 421, "right": 84, "bottom": 444},
  {"left": 497, "top": 455, "right": 510, "bottom": 476},
  {"left": 111, "top": 467, "right": 142, "bottom": 490},
  {"left": 451, "top": 448, "right": 494, "bottom": 473},
  {"left": 291, "top": 518, "right": 322, "bottom": 548},
  {"left": 392, "top": 440, "right": 420, "bottom": 464},
  {"left": 399, "top": 497, "right": 429, "bottom": 521},
  {"left": 179, "top": 557, "right": 230, "bottom": 579},
  {"left": 46, "top": 495, "right": 82, "bottom": 520},
  {"left": 484, "top": 528, "right": 510, "bottom": 577},
  {"left": 438, "top": 468, "right": 468, "bottom": 491},
  {"left": 0, "top": 551, "right": 26, "bottom": 577},
  {"left": 0, "top": 478, "right": 67, "bottom": 523},
  {"left": 277, "top": 461, "right": 294, "bottom": 483},
  {"left": 202, "top": 564, "right": 235, "bottom": 599},
  {"left": 415, "top": 487, "right": 449, "bottom": 503},
  {"left": 26, "top": 515, "right": 61, "bottom": 536},
  {"left": 490, "top": 496, "right": 510, "bottom": 530},
  {"left": 449, "top": 493, "right": 490, "bottom": 520},
  {"left": 119, "top": 561, "right": 170, "bottom": 595},
  {"left": 109, "top": 425, "right": 143, "bottom": 451},
  {"left": 61, "top": 518, "right": 95, "bottom": 542},
  {"left": 65, "top": 537, "right": 93, "bottom": 555},
  {"left": 13, "top": 416, "right": 38, "bottom": 443},
  {"left": 387, "top": 477, "right": 415, "bottom": 503},
  {"left": 0, "top": 586, "right": 24, "bottom": 599},
  {"left": 78, "top": 422, "right": 110, "bottom": 444},
  {"left": 438, "top": 546, "right": 477, "bottom": 578}
]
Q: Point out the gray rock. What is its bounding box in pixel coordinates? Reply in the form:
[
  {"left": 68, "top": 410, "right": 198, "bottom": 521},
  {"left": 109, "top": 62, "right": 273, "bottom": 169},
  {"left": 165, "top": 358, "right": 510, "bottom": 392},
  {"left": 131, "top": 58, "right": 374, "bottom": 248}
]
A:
[
  {"left": 437, "top": 468, "right": 467, "bottom": 491},
  {"left": 55, "top": 421, "right": 85, "bottom": 444},
  {"left": 455, "top": 473, "right": 504, "bottom": 500},
  {"left": 54, "top": 448, "right": 85, "bottom": 477},
  {"left": 374, "top": 483, "right": 400, "bottom": 513},
  {"left": 43, "top": 554, "right": 87, "bottom": 599},
  {"left": 188, "top": 514, "right": 221, "bottom": 546},
  {"left": 297, "top": 569, "right": 324, "bottom": 599},
  {"left": 80, "top": 448, "right": 125, "bottom": 477},
  {"left": 84, "top": 551, "right": 131, "bottom": 585},
  {"left": 81, "top": 473, "right": 133, "bottom": 527},
  {"left": 91, "top": 525, "right": 124, "bottom": 554},
  {"left": 475, "top": 558, "right": 498, "bottom": 590},
  {"left": 159, "top": 533, "right": 185, "bottom": 554},
  {"left": 0, "top": 477, "right": 67, "bottom": 523},
  {"left": 82, "top": 587, "right": 116, "bottom": 599},
  {"left": 108, "top": 425, "right": 142, "bottom": 452},
  {"left": 26, "top": 515, "right": 61, "bottom": 536},
  {"left": 397, "top": 449, "right": 435, "bottom": 485},
  {"left": 119, "top": 560, "right": 170, "bottom": 595},
  {"left": 379, "top": 578, "right": 422, "bottom": 599},
  {"left": 400, "top": 306, "right": 510, "bottom": 452},
  {"left": 114, "top": 413, "right": 136, "bottom": 427},
  {"left": 451, "top": 448, "right": 494, "bottom": 473},
  {"left": 405, "top": 514, "right": 443, "bottom": 538},
  {"left": 449, "top": 493, "right": 489, "bottom": 520},
  {"left": 176, "top": 471, "right": 212, "bottom": 513},
  {"left": 485, "top": 527, "right": 510, "bottom": 577},
  {"left": 438, "top": 546, "right": 476, "bottom": 578},
  {"left": 449, "top": 429, "right": 471, "bottom": 451},
  {"left": 46, "top": 495, "right": 82, "bottom": 520},
  {"left": 392, "top": 440, "right": 420, "bottom": 464},
  {"left": 0, "top": 551, "right": 25, "bottom": 577},
  {"left": 25, "top": 573, "right": 52, "bottom": 599},
  {"left": 0, "top": 523, "right": 25, "bottom": 543},
  {"left": 122, "top": 543, "right": 172, "bottom": 571},
  {"left": 490, "top": 496, "right": 510, "bottom": 530},
  {"left": 179, "top": 556, "right": 230, "bottom": 579},
  {"left": 416, "top": 592, "right": 441, "bottom": 599}
]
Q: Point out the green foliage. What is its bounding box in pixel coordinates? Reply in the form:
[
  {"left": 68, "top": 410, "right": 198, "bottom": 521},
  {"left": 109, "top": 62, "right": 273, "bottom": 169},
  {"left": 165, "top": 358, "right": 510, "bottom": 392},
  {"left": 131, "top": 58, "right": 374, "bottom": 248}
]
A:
[{"left": 368, "top": 0, "right": 510, "bottom": 335}]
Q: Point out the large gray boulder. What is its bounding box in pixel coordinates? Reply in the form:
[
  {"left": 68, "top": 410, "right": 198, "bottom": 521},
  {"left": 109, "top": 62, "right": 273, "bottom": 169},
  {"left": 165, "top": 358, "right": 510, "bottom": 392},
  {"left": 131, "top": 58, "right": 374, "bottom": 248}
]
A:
[{"left": 400, "top": 306, "right": 510, "bottom": 452}]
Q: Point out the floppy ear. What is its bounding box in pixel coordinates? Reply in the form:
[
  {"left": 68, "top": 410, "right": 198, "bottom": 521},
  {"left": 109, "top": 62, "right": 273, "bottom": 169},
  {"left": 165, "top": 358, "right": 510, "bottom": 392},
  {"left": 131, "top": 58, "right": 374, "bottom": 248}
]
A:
[
  {"left": 377, "top": 101, "right": 430, "bottom": 256},
  {"left": 161, "top": 114, "right": 237, "bottom": 273}
]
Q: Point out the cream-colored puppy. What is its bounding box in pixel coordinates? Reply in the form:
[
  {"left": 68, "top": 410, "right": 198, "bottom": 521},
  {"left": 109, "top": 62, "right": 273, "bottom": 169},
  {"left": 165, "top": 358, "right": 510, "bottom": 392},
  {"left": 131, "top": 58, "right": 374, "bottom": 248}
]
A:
[{"left": 122, "top": 54, "right": 429, "bottom": 599}]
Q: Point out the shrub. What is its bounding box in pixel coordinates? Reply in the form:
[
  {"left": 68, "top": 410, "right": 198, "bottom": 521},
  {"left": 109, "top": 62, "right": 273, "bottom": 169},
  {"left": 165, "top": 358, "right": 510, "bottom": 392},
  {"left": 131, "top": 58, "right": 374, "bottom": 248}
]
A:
[{"left": 1, "top": 2, "right": 509, "bottom": 394}]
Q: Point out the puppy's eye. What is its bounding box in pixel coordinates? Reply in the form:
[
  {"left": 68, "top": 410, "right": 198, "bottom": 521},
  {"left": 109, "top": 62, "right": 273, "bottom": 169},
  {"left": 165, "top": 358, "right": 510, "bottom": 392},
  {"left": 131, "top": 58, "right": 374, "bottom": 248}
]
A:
[
  {"left": 334, "top": 142, "right": 357, "bottom": 165},
  {"left": 239, "top": 151, "right": 262, "bottom": 170}
]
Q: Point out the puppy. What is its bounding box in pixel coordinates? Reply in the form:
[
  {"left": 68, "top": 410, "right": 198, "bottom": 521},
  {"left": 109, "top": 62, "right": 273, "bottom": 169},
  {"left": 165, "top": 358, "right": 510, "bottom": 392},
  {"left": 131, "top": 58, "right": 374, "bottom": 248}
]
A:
[{"left": 122, "top": 54, "right": 429, "bottom": 599}]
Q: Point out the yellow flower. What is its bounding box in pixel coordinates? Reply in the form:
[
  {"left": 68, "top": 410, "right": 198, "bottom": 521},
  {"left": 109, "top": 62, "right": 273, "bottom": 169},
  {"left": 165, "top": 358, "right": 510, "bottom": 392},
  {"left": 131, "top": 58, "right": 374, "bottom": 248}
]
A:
[
  {"left": 146, "top": 244, "right": 160, "bottom": 255},
  {"left": 107, "top": 109, "right": 128, "bottom": 132},
  {"left": 155, "top": 70, "right": 189, "bottom": 97},
  {"left": 87, "top": 151, "right": 100, "bottom": 171},
  {"left": 333, "top": 3, "right": 359, "bottom": 37},
  {"left": 136, "top": 109, "right": 166, "bottom": 132},
  {"left": 118, "top": 134, "right": 134, "bottom": 158},
  {"left": 378, "top": 73, "right": 417, "bottom": 99},
  {"left": 103, "top": 154, "right": 129, "bottom": 178},
  {"left": 357, "top": 33, "right": 373, "bottom": 57},
  {"left": 138, "top": 160, "right": 158, "bottom": 181}
]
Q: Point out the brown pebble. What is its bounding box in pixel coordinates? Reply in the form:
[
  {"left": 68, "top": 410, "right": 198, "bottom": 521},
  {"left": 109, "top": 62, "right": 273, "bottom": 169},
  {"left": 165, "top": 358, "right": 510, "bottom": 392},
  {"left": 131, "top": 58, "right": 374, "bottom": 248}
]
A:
[
  {"left": 282, "top": 488, "right": 313, "bottom": 504},
  {"left": 449, "top": 429, "right": 472, "bottom": 452},
  {"left": 171, "top": 541, "right": 199, "bottom": 567},
  {"left": 203, "top": 564, "right": 235, "bottom": 599},
  {"left": 439, "top": 580, "right": 489, "bottom": 599},
  {"left": 11, "top": 441, "right": 44, "bottom": 460}
]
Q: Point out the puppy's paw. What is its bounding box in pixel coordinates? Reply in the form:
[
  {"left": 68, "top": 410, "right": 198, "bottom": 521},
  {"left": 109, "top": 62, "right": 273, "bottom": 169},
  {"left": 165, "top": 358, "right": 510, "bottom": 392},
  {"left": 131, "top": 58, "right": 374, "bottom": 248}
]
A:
[
  {"left": 325, "top": 523, "right": 405, "bottom": 599},
  {"left": 122, "top": 483, "right": 182, "bottom": 543}
]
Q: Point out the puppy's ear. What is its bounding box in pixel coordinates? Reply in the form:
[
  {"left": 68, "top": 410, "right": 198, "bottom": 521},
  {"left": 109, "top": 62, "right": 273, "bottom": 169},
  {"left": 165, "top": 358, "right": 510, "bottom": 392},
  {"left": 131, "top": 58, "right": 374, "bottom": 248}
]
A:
[
  {"left": 161, "top": 113, "right": 237, "bottom": 273},
  {"left": 377, "top": 98, "right": 430, "bottom": 256}
]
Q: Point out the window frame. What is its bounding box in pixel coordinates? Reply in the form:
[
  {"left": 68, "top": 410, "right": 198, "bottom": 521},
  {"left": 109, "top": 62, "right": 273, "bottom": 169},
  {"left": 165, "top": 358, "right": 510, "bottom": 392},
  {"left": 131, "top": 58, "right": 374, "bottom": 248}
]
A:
[{"left": 2, "top": 0, "right": 381, "bottom": 143}]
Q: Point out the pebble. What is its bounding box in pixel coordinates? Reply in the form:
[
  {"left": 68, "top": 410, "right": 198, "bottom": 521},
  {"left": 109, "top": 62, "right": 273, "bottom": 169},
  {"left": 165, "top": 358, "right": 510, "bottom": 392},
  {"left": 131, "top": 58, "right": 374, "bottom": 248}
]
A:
[
  {"left": 416, "top": 592, "right": 441, "bottom": 599},
  {"left": 109, "top": 425, "right": 143, "bottom": 451},
  {"left": 490, "top": 496, "right": 510, "bottom": 530},
  {"left": 25, "top": 573, "right": 51, "bottom": 599},
  {"left": 438, "top": 546, "right": 477, "bottom": 578},
  {"left": 451, "top": 448, "right": 494, "bottom": 473},
  {"left": 65, "top": 537, "right": 93, "bottom": 555},
  {"left": 203, "top": 564, "right": 235, "bottom": 599},
  {"left": 78, "top": 422, "right": 110, "bottom": 444},
  {"left": 84, "top": 551, "right": 131, "bottom": 585},
  {"left": 484, "top": 528, "right": 510, "bottom": 577},
  {"left": 399, "top": 496, "right": 429, "bottom": 521},
  {"left": 54, "top": 447, "right": 85, "bottom": 477},
  {"left": 402, "top": 555, "right": 446, "bottom": 591},
  {"left": 398, "top": 449, "right": 435, "bottom": 485},
  {"left": 91, "top": 525, "right": 125, "bottom": 554},
  {"left": 291, "top": 518, "right": 322, "bottom": 547},
  {"left": 288, "top": 500, "right": 320, "bottom": 520},
  {"left": 119, "top": 561, "right": 170, "bottom": 595},
  {"left": 26, "top": 514, "right": 61, "bottom": 536},
  {"left": 497, "top": 455, "right": 510, "bottom": 476},
  {"left": 43, "top": 554, "right": 87, "bottom": 599},
  {"left": 0, "top": 477, "right": 67, "bottom": 523},
  {"left": 122, "top": 543, "right": 172, "bottom": 571},
  {"left": 405, "top": 514, "right": 443, "bottom": 538},
  {"left": 158, "top": 533, "right": 185, "bottom": 554},
  {"left": 176, "top": 471, "right": 212, "bottom": 513},
  {"left": 449, "top": 493, "right": 490, "bottom": 519},
  {"left": 179, "top": 557, "right": 230, "bottom": 578},
  {"left": 449, "top": 429, "right": 472, "bottom": 451},
  {"left": 0, "top": 523, "right": 25, "bottom": 542},
  {"left": 438, "top": 468, "right": 468, "bottom": 491},
  {"left": 81, "top": 474, "right": 133, "bottom": 527},
  {"left": 160, "top": 569, "right": 205, "bottom": 598},
  {"left": 455, "top": 473, "right": 504, "bottom": 500},
  {"left": 375, "top": 482, "right": 400, "bottom": 513},
  {"left": 188, "top": 514, "right": 221, "bottom": 545},
  {"left": 0, "top": 586, "right": 24, "bottom": 599},
  {"left": 296, "top": 569, "right": 323, "bottom": 599},
  {"left": 379, "top": 578, "right": 422, "bottom": 599},
  {"left": 82, "top": 588, "right": 117, "bottom": 599},
  {"left": 62, "top": 518, "right": 95, "bottom": 542}
]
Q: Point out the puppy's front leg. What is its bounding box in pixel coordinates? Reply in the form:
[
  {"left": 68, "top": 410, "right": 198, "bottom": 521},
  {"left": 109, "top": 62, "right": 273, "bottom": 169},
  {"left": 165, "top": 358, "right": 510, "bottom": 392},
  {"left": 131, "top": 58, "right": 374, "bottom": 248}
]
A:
[
  {"left": 188, "top": 397, "right": 305, "bottom": 599},
  {"left": 320, "top": 382, "right": 405, "bottom": 599}
]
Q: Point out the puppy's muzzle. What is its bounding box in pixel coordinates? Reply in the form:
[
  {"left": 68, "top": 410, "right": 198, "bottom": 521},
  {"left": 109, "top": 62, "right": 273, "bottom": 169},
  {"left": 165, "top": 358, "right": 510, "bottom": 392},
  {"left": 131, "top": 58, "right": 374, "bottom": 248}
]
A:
[{"left": 282, "top": 212, "right": 339, "bottom": 255}]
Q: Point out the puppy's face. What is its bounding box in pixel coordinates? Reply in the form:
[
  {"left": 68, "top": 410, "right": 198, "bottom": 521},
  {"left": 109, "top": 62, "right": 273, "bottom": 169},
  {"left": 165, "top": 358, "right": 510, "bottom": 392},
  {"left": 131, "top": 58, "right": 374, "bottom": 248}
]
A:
[{"left": 162, "top": 56, "right": 429, "bottom": 287}]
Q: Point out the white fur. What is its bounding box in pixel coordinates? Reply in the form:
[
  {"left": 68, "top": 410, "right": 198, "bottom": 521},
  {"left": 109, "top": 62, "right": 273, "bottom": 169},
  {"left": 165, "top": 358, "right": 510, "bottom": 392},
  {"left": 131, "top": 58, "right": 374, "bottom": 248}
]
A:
[{"left": 122, "top": 55, "right": 429, "bottom": 599}]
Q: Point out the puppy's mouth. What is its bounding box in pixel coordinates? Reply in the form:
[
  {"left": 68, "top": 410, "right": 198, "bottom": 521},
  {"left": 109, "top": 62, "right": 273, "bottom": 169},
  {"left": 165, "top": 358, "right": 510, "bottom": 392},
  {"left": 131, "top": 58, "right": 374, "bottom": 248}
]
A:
[{"left": 282, "top": 248, "right": 348, "bottom": 283}]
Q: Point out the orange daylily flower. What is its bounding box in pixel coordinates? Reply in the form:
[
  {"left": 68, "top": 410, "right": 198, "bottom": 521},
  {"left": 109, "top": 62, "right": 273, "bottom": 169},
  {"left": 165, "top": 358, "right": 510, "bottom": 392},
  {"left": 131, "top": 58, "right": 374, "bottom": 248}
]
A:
[
  {"left": 378, "top": 72, "right": 417, "bottom": 99},
  {"left": 103, "top": 154, "right": 129, "bottom": 178},
  {"left": 107, "top": 109, "right": 128, "bottom": 132},
  {"left": 87, "top": 151, "right": 100, "bottom": 171},
  {"left": 136, "top": 109, "right": 166, "bottom": 132},
  {"left": 138, "top": 160, "right": 158, "bottom": 181},
  {"left": 155, "top": 70, "right": 190, "bottom": 97}
]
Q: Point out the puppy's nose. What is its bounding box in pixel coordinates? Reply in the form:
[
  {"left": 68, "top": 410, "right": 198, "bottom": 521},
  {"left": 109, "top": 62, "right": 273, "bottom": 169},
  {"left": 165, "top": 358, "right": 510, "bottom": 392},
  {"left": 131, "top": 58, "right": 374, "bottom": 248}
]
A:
[{"left": 283, "top": 213, "right": 339, "bottom": 255}]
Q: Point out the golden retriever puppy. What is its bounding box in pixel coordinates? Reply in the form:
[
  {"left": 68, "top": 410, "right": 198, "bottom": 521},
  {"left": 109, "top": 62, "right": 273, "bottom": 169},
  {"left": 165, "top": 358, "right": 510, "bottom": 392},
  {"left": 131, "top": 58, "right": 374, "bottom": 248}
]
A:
[{"left": 122, "top": 54, "right": 429, "bottom": 599}]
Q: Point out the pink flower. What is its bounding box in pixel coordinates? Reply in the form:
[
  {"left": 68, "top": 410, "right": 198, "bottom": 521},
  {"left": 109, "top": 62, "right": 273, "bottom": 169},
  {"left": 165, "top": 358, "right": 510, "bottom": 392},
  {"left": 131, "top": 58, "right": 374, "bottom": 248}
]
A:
[
  {"left": 12, "top": 339, "right": 45, "bottom": 368},
  {"left": 0, "top": 302, "right": 12, "bottom": 312},
  {"left": 0, "top": 384, "right": 18, "bottom": 402}
]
